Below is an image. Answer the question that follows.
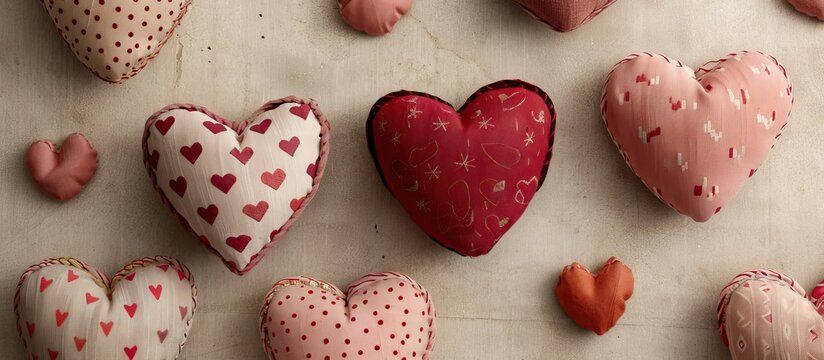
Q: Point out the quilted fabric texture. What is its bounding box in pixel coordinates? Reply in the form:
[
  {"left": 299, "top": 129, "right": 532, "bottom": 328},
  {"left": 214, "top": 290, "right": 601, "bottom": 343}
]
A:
[
  {"left": 367, "top": 80, "right": 556, "bottom": 256},
  {"left": 601, "top": 51, "right": 792, "bottom": 222},
  {"left": 260, "top": 273, "right": 436, "bottom": 360},
  {"left": 14, "top": 256, "right": 197, "bottom": 360},
  {"left": 39, "top": 0, "right": 192, "bottom": 83},
  {"left": 339, "top": 0, "right": 412, "bottom": 35},
  {"left": 555, "top": 257, "right": 633, "bottom": 335},
  {"left": 788, "top": 0, "right": 824, "bottom": 20},
  {"left": 717, "top": 269, "right": 824, "bottom": 359},
  {"left": 514, "top": 0, "right": 617, "bottom": 32},
  {"left": 27, "top": 133, "right": 98, "bottom": 201},
  {"left": 142, "top": 99, "right": 330, "bottom": 275}
]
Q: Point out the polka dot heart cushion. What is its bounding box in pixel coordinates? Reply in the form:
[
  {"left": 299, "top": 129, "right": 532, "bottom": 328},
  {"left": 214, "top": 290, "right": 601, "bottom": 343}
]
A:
[
  {"left": 514, "top": 0, "right": 618, "bottom": 32},
  {"left": 367, "top": 80, "right": 556, "bottom": 256},
  {"left": 260, "top": 273, "right": 436, "bottom": 360},
  {"left": 717, "top": 269, "right": 824, "bottom": 358},
  {"left": 39, "top": 0, "right": 192, "bottom": 83},
  {"left": 142, "top": 98, "right": 330, "bottom": 275},
  {"left": 14, "top": 256, "right": 197, "bottom": 360},
  {"left": 601, "top": 51, "right": 792, "bottom": 222},
  {"left": 787, "top": 0, "right": 824, "bottom": 20}
]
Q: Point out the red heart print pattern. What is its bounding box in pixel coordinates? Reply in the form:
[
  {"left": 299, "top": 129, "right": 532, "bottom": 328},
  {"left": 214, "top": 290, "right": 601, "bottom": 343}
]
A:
[
  {"left": 14, "top": 257, "right": 197, "bottom": 360},
  {"left": 142, "top": 98, "right": 330, "bottom": 275},
  {"left": 39, "top": 0, "right": 192, "bottom": 83},
  {"left": 180, "top": 143, "right": 202, "bottom": 164},
  {"left": 27, "top": 133, "right": 98, "bottom": 201},
  {"left": 601, "top": 52, "right": 792, "bottom": 222},
  {"left": 367, "top": 80, "right": 556, "bottom": 256},
  {"left": 260, "top": 273, "right": 436, "bottom": 360}
]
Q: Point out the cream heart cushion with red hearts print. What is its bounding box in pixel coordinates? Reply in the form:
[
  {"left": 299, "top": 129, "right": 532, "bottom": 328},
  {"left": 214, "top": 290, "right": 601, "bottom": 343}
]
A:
[
  {"left": 143, "top": 98, "right": 330, "bottom": 275},
  {"left": 40, "top": 0, "right": 192, "bottom": 83},
  {"left": 717, "top": 269, "right": 824, "bottom": 359},
  {"left": 260, "top": 273, "right": 436, "bottom": 360},
  {"left": 514, "top": 0, "right": 618, "bottom": 32},
  {"left": 601, "top": 51, "right": 792, "bottom": 222},
  {"left": 14, "top": 256, "right": 197, "bottom": 360}
]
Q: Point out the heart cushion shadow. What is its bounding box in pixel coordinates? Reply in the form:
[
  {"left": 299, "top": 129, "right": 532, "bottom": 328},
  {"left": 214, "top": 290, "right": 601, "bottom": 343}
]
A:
[
  {"left": 366, "top": 80, "right": 557, "bottom": 256},
  {"left": 143, "top": 98, "right": 330, "bottom": 275},
  {"left": 14, "top": 256, "right": 197, "bottom": 359},
  {"left": 514, "top": 0, "right": 618, "bottom": 32},
  {"left": 601, "top": 51, "right": 792, "bottom": 222},
  {"left": 260, "top": 272, "right": 436, "bottom": 360},
  {"left": 717, "top": 269, "right": 824, "bottom": 358}
]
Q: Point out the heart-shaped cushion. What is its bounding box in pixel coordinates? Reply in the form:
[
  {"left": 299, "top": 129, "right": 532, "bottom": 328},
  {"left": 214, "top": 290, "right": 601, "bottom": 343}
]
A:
[
  {"left": 788, "top": 0, "right": 824, "bottom": 20},
  {"left": 338, "top": 0, "right": 412, "bottom": 36},
  {"left": 601, "top": 51, "right": 792, "bottom": 222},
  {"left": 555, "top": 257, "right": 633, "bottom": 335},
  {"left": 27, "top": 133, "right": 98, "bottom": 201},
  {"left": 514, "top": 0, "right": 617, "bottom": 32},
  {"left": 260, "top": 273, "right": 436, "bottom": 360},
  {"left": 142, "top": 98, "right": 330, "bottom": 275},
  {"left": 366, "top": 80, "right": 556, "bottom": 256},
  {"left": 717, "top": 269, "right": 824, "bottom": 358},
  {"left": 40, "top": 0, "right": 192, "bottom": 83},
  {"left": 14, "top": 256, "right": 197, "bottom": 360}
]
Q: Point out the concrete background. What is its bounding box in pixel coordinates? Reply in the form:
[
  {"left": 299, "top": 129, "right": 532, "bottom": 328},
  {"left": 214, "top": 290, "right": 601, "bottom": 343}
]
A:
[{"left": 2, "top": 0, "right": 824, "bottom": 358}]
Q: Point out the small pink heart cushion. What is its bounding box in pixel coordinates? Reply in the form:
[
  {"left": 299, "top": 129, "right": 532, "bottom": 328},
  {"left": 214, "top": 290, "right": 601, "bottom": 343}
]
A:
[
  {"left": 601, "top": 51, "right": 792, "bottom": 222},
  {"left": 40, "top": 0, "right": 192, "bottom": 83},
  {"left": 27, "top": 133, "right": 98, "bottom": 201},
  {"left": 367, "top": 80, "right": 556, "bottom": 256},
  {"left": 514, "top": 0, "right": 617, "bottom": 32},
  {"left": 338, "top": 0, "right": 412, "bottom": 36},
  {"left": 142, "top": 98, "right": 330, "bottom": 275},
  {"left": 788, "top": 0, "right": 824, "bottom": 20},
  {"left": 260, "top": 273, "right": 436, "bottom": 360},
  {"left": 717, "top": 269, "right": 824, "bottom": 358},
  {"left": 14, "top": 256, "right": 197, "bottom": 360}
]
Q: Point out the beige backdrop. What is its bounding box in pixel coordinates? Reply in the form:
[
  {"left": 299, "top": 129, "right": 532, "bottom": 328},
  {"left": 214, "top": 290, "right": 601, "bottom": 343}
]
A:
[{"left": 2, "top": 0, "right": 823, "bottom": 359}]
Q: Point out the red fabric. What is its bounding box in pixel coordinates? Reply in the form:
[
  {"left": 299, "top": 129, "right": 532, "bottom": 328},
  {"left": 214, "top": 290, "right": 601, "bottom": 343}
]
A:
[
  {"left": 367, "top": 80, "right": 556, "bottom": 256},
  {"left": 555, "top": 257, "right": 634, "bottom": 335}
]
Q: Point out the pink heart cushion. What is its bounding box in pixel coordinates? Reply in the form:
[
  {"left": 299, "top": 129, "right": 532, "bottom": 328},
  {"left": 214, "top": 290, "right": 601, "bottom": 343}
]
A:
[
  {"left": 339, "top": 0, "right": 412, "bottom": 36},
  {"left": 27, "top": 133, "right": 98, "bottom": 201},
  {"left": 366, "top": 80, "right": 556, "bottom": 256},
  {"left": 788, "top": 0, "right": 824, "bottom": 20},
  {"left": 40, "top": 0, "right": 192, "bottom": 83},
  {"left": 717, "top": 269, "right": 824, "bottom": 358},
  {"left": 14, "top": 256, "right": 197, "bottom": 360},
  {"left": 514, "top": 0, "right": 617, "bottom": 32},
  {"left": 601, "top": 51, "right": 792, "bottom": 222},
  {"left": 142, "top": 98, "right": 330, "bottom": 275},
  {"left": 260, "top": 273, "right": 436, "bottom": 360}
]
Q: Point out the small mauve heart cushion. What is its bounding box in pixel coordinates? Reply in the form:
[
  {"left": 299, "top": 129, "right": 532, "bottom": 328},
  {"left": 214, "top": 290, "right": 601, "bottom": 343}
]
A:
[{"left": 339, "top": 0, "right": 412, "bottom": 36}]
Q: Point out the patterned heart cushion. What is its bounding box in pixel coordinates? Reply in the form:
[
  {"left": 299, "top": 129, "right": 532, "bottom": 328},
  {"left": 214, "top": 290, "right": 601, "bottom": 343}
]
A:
[
  {"left": 366, "top": 80, "right": 556, "bottom": 256},
  {"left": 142, "top": 98, "right": 330, "bottom": 275},
  {"left": 39, "top": 0, "right": 192, "bottom": 83},
  {"left": 14, "top": 256, "right": 197, "bottom": 360},
  {"left": 601, "top": 51, "right": 792, "bottom": 222},
  {"left": 260, "top": 273, "right": 436, "bottom": 360},
  {"left": 338, "top": 0, "right": 412, "bottom": 36},
  {"left": 717, "top": 269, "right": 824, "bottom": 358},
  {"left": 788, "top": 0, "right": 824, "bottom": 20},
  {"left": 514, "top": 0, "right": 617, "bottom": 32},
  {"left": 27, "top": 133, "right": 98, "bottom": 201},
  {"left": 555, "top": 257, "right": 633, "bottom": 335}
]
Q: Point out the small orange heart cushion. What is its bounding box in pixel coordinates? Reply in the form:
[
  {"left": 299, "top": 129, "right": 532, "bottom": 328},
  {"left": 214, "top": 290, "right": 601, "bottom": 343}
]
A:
[{"left": 555, "top": 257, "right": 634, "bottom": 335}]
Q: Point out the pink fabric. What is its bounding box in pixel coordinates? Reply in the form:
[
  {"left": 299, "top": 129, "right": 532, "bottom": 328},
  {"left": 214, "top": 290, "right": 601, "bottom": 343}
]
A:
[
  {"left": 515, "top": 0, "right": 617, "bottom": 32},
  {"left": 40, "top": 0, "right": 192, "bottom": 83},
  {"left": 27, "top": 133, "right": 98, "bottom": 201},
  {"left": 788, "top": 0, "right": 824, "bottom": 20},
  {"left": 601, "top": 51, "right": 792, "bottom": 222},
  {"left": 14, "top": 256, "right": 197, "bottom": 360},
  {"left": 142, "top": 98, "right": 331, "bottom": 275},
  {"left": 339, "top": 0, "right": 412, "bottom": 36},
  {"left": 260, "top": 273, "right": 436, "bottom": 360},
  {"left": 717, "top": 269, "right": 824, "bottom": 359},
  {"left": 367, "top": 80, "right": 556, "bottom": 256}
]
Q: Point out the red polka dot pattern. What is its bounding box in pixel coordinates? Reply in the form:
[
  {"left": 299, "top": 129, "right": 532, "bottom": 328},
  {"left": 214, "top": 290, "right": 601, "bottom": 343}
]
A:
[
  {"left": 260, "top": 273, "right": 436, "bottom": 360},
  {"left": 39, "top": 0, "right": 192, "bottom": 83}
]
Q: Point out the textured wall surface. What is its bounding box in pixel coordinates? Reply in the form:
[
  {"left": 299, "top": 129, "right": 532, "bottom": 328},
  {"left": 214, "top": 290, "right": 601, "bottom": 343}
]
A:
[{"left": 2, "top": 0, "right": 824, "bottom": 358}]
